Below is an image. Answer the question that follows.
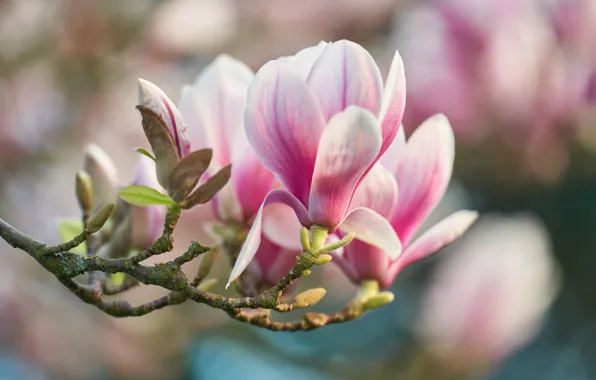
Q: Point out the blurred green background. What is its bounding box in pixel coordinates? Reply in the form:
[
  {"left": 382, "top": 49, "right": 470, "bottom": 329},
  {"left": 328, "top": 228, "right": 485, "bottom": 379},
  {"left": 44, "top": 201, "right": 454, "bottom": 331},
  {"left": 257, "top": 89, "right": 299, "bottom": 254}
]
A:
[{"left": 0, "top": 0, "right": 595, "bottom": 379}]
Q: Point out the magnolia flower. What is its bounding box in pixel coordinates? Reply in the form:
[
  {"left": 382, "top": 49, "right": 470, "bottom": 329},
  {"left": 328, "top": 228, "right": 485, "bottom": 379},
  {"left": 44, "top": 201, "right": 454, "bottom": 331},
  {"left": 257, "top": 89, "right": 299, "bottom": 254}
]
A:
[
  {"left": 332, "top": 115, "right": 478, "bottom": 288},
  {"left": 179, "top": 55, "right": 296, "bottom": 289},
  {"left": 418, "top": 214, "right": 560, "bottom": 371},
  {"left": 227, "top": 40, "right": 407, "bottom": 287},
  {"left": 130, "top": 156, "right": 167, "bottom": 249},
  {"left": 179, "top": 55, "right": 277, "bottom": 223}
]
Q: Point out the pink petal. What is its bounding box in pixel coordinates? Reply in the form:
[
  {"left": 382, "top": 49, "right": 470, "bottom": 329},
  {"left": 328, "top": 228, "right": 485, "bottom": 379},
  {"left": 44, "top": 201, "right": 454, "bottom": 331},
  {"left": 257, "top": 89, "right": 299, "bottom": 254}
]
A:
[
  {"left": 226, "top": 189, "right": 311, "bottom": 288},
  {"left": 306, "top": 40, "right": 383, "bottom": 122},
  {"left": 349, "top": 163, "right": 398, "bottom": 219},
  {"left": 390, "top": 210, "right": 479, "bottom": 277},
  {"left": 340, "top": 239, "right": 392, "bottom": 288},
  {"left": 262, "top": 203, "right": 304, "bottom": 251},
  {"left": 280, "top": 41, "right": 329, "bottom": 80},
  {"left": 379, "top": 50, "right": 406, "bottom": 156},
  {"left": 379, "top": 124, "right": 406, "bottom": 175},
  {"left": 138, "top": 78, "right": 191, "bottom": 157},
  {"left": 229, "top": 127, "right": 277, "bottom": 221},
  {"left": 391, "top": 114, "right": 455, "bottom": 246},
  {"left": 179, "top": 55, "right": 254, "bottom": 166},
  {"left": 258, "top": 237, "right": 299, "bottom": 286},
  {"left": 245, "top": 60, "right": 326, "bottom": 205},
  {"left": 308, "top": 107, "right": 382, "bottom": 228},
  {"left": 338, "top": 207, "right": 402, "bottom": 259},
  {"left": 130, "top": 156, "right": 166, "bottom": 249}
]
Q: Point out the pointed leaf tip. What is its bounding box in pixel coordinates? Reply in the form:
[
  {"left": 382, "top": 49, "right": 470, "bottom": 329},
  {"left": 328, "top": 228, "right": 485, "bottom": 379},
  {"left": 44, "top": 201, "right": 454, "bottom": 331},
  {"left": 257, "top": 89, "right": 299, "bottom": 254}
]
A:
[{"left": 135, "top": 147, "right": 156, "bottom": 161}]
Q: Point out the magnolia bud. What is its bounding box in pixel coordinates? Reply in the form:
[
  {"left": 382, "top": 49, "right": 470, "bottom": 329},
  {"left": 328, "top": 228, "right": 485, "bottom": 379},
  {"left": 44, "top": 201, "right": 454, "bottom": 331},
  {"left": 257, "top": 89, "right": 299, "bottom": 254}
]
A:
[
  {"left": 75, "top": 171, "right": 93, "bottom": 214},
  {"left": 86, "top": 202, "right": 115, "bottom": 234},
  {"left": 304, "top": 312, "right": 328, "bottom": 327},
  {"left": 197, "top": 248, "right": 219, "bottom": 281},
  {"left": 137, "top": 78, "right": 191, "bottom": 158},
  {"left": 362, "top": 291, "right": 395, "bottom": 311},
  {"left": 197, "top": 278, "right": 218, "bottom": 291},
  {"left": 293, "top": 288, "right": 326, "bottom": 308},
  {"left": 84, "top": 144, "right": 118, "bottom": 214},
  {"left": 314, "top": 254, "right": 332, "bottom": 265}
]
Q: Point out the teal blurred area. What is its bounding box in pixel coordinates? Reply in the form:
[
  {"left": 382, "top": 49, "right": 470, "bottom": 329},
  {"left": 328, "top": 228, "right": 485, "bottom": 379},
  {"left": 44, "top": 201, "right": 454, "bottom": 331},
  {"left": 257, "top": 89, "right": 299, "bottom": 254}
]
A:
[{"left": 0, "top": 0, "right": 595, "bottom": 379}]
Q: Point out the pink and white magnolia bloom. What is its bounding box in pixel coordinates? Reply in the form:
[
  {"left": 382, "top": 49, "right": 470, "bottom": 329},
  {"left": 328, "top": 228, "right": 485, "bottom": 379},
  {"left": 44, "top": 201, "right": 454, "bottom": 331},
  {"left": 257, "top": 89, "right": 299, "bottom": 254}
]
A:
[
  {"left": 227, "top": 40, "right": 407, "bottom": 287},
  {"left": 332, "top": 115, "right": 478, "bottom": 288},
  {"left": 179, "top": 55, "right": 296, "bottom": 289},
  {"left": 138, "top": 78, "right": 192, "bottom": 158},
  {"left": 179, "top": 55, "right": 277, "bottom": 223},
  {"left": 130, "top": 155, "right": 167, "bottom": 249}
]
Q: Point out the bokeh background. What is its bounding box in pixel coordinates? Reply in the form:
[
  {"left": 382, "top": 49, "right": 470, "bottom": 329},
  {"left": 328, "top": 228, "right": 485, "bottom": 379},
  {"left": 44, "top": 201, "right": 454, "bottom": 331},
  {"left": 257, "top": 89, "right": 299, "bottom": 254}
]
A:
[{"left": 0, "top": 0, "right": 595, "bottom": 379}]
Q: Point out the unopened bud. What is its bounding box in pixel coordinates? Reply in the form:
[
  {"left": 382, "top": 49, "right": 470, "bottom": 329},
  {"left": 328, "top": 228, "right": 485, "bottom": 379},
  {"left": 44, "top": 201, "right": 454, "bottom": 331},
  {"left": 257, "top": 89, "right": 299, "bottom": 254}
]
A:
[
  {"left": 198, "top": 278, "right": 218, "bottom": 291},
  {"left": 301, "top": 269, "right": 312, "bottom": 277},
  {"left": 293, "top": 288, "right": 326, "bottom": 308},
  {"left": 362, "top": 291, "right": 395, "bottom": 311},
  {"left": 84, "top": 144, "right": 118, "bottom": 214},
  {"left": 197, "top": 248, "right": 219, "bottom": 280},
  {"left": 75, "top": 171, "right": 93, "bottom": 214},
  {"left": 86, "top": 202, "right": 115, "bottom": 234},
  {"left": 313, "top": 254, "right": 332, "bottom": 265}
]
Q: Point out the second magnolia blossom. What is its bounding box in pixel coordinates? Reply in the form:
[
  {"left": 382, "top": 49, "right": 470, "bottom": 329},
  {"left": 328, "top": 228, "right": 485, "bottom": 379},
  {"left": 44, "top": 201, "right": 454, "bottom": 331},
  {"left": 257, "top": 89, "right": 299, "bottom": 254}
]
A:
[
  {"left": 332, "top": 115, "right": 478, "bottom": 288},
  {"left": 227, "top": 40, "right": 408, "bottom": 287},
  {"left": 177, "top": 55, "right": 298, "bottom": 292}
]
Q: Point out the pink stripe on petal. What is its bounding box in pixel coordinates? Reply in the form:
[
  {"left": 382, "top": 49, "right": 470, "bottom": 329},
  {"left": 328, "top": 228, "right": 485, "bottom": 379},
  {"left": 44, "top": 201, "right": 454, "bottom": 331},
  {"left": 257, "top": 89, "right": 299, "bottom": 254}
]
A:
[
  {"left": 226, "top": 189, "right": 311, "bottom": 288},
  {"left": 339, "top": 207, "right": 402, "bottom": 259},
  {"left": 390, "top": 210, "right": 479, "bottom": 278},
  {"left": 391, "top": 114, "right": 455, "bottom": 246},
  {"left": 349, "top": 163, "right": 398, "bottom": 219},
  {"left": 379, "top": 50, "right": 406, "bottom": 157},
  {"left": 308, "top": 107, "right": 382, "bottom": 228},
  {"left": 245, "top": 60, "right": 325, "bottom": 205},
  {"left": 379, "top": 124, "right": 406, "bottom": 175},
  {"left": 230, "top": 127, "right": 277, "bottom": 221},
  {"left": 306, "top": 40, "right": 383, "bottom": 122}
]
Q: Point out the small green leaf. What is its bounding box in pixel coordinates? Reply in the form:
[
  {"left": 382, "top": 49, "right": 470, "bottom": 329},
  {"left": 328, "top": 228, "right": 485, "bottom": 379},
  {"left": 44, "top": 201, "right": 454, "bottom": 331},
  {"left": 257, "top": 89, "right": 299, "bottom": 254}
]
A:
[
  {"left": 111, "top": 272, "right": 127, "bottom": 286},
  {"left": 57, "top": 218, "right": 86, "bottom": 255},
  {"left": 135, "top": 147, "right": 156, "bottom": 161},
  {"left": 118, "top": 185, "right": 176, "bottom": 206}
]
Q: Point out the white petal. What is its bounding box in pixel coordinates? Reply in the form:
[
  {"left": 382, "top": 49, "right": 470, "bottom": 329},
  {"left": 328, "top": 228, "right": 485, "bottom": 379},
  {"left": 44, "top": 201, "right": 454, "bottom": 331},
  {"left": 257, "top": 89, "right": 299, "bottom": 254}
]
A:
[{"left": 339, "top": 207, "right": 402, "bottom": 259}]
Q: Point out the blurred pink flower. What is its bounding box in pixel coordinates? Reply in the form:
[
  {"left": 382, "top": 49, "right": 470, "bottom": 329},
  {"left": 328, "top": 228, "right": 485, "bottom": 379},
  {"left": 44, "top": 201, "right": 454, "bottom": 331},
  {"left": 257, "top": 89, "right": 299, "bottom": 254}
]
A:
[
  {"left": 130, "top": 156, "right": 167, "bottom": 249},
  {"left": 227, "top": 40, "right": 407, "bottom": 287},
  {"left": 418, "top": 213, "right": 560, "bottom": 371},
  {"left": 398, "top": 0, "right": 592, "bottom": 151},
  {"left": 332, "top": 115, "right": 478, "bottom": 288}
]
